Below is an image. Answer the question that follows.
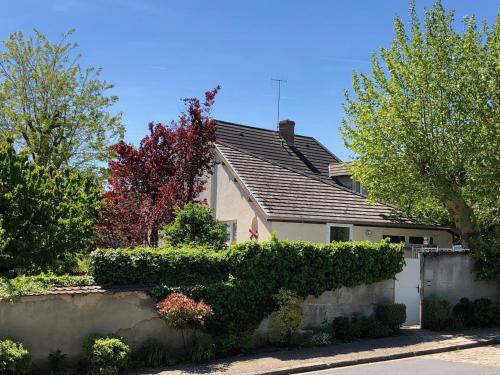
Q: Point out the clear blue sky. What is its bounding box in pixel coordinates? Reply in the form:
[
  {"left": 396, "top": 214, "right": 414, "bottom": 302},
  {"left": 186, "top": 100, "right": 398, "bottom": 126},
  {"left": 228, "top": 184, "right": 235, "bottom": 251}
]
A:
[{"left": 1, "top": 0, "right": 497, "bottom": 160}]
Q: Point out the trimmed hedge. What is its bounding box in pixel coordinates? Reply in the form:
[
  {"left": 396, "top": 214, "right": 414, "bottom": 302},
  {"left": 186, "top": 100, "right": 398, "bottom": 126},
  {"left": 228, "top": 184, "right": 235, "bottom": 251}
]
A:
[
  {"left": 151, "top": 239, "right": 405, "bottom": 335},
  {"left": 376, "top": 304, "right": 406, "bottom": 330},
  {"left": 422, "top": 299, "right": 453, "bottom": 330},
  {"left": 89, "top": 246, "right": 229, "bottom": 285}
]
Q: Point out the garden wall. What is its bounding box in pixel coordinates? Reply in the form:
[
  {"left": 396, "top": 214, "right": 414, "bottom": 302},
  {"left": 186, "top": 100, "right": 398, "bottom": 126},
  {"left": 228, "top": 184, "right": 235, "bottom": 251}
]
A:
[
  {"left": 422, "top": 252, "right": 500, "bottom": 305},
  {"left": 0, "top": 279, "right": 394, "bottom": 367}
]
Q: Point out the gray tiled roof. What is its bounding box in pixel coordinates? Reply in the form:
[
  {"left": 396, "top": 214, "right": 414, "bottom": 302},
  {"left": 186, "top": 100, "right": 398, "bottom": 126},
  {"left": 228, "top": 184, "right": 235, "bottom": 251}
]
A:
[
  {"left": 216, "top": 121, "right": 339, "bottom": 180},
  {"left": 329, "top": 162, "right": 352, "bottom": 177},
  {"left": 216, "top": 143, "right": 416, "bottom": 225}
]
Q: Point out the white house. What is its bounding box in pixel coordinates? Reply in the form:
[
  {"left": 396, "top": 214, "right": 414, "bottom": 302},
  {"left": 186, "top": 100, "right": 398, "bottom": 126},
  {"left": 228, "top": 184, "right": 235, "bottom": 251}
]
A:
[{"left": 200, "top": 120, "right": 454, "bottom": 248}]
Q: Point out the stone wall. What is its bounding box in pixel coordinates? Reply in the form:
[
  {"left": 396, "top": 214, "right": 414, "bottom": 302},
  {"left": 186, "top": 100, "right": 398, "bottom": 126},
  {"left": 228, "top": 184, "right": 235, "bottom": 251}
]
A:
[
  {"left": 0, "top": 279, "right": 395, "bottom": 369},
  {"left": 254, "top": 279, "right": 395, "bottom": 344},
  {"left": 422, "top": 252, "right": 500, "bottom": 305},
  {"left": 0, "top": 290, "right": 187, "bottom": 370}
]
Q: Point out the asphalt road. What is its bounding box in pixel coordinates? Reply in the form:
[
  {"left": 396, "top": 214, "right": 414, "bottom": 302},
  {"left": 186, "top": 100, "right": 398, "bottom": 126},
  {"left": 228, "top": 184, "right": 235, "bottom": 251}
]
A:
[
  {"left": 301, "top": 357, "right": 500, "bottom": 374},
  {"left": 300, "top": 346, "right": 500, "bottom": 375}
]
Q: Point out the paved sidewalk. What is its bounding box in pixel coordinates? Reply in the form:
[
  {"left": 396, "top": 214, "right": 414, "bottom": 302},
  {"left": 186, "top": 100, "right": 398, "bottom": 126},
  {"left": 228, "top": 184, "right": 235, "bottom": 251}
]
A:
[{"left": 127, "top": 327, "right": 500, "bottom": 375}]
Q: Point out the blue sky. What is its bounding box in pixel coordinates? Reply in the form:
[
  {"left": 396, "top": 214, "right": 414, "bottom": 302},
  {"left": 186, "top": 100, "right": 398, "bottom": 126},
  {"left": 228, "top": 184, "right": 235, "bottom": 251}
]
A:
[{"left": 1, "top": 0, "right": 497, "bottom": 160}]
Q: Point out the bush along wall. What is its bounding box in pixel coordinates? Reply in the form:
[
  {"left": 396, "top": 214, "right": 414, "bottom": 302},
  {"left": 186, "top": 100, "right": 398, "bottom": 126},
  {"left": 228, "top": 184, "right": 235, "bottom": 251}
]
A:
[
  {"left": 145, "top": 239, "right": 405, "bottom": 337},
  {"left": 89, "top": 245, "right": 229, "bottom": 285}
]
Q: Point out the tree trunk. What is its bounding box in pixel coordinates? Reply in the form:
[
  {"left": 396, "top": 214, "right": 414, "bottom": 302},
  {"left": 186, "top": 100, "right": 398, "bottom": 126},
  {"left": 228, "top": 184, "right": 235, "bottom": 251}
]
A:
[
  {"left": 149, "top": 221, "right": 159, "bottom": 248},
  {"left": 441, "top": 193, "right": 480, "bottom": 248}
]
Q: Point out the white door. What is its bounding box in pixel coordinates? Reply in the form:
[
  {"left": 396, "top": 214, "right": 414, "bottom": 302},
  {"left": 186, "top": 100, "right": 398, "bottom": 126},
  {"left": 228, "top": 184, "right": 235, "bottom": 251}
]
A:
[{"left": 395, "top": 258, "right": 421, "bottom": 326}]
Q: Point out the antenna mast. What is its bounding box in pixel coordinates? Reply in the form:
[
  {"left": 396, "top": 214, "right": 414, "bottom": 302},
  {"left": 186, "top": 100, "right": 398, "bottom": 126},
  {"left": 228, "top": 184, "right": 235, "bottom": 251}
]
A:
[{"left": 271, "top": 78, "right": 287, "bottom": 129}]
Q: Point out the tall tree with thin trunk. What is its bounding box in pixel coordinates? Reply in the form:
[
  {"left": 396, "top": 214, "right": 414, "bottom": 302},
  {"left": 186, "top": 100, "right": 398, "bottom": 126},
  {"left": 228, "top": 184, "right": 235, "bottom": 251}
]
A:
[
  {"left": 341, "top": 1, "right": 499, "bottom": 248},
  {"left": 97, "top": 87, "right": 219, "bottom": 247},
  {"left": 0, "top": 30, "right": 124, "bottom": 171}
]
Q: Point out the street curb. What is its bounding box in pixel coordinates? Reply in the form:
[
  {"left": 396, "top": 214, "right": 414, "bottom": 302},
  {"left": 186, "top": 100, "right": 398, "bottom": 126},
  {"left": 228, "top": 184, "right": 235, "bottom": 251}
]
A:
[{"left": 241, "top": 337, "right": 500, "bottom": 375}]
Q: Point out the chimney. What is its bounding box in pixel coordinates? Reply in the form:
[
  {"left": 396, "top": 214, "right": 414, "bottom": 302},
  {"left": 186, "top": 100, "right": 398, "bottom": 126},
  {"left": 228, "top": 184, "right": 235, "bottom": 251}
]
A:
[{"left": 278, "top": 119, "right": 295, "bottom": 144}]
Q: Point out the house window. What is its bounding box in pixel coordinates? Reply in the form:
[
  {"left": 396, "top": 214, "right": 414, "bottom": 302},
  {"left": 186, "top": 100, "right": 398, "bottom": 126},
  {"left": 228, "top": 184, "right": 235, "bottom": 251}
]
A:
[
  {"left": 328, "top": 224, "right": 352, "bottom": 242},
  {"left": 383, "top": 235, "right": 406, "bottom": 244},
  {"left": 224, "top": 221, "right": 237, "bottom": 244},
  {"left": 353, "top": 181, "right": 368, "bottom": 196},
  {"left": 409, "top": 236, "right": 433, "bottom": 245}
]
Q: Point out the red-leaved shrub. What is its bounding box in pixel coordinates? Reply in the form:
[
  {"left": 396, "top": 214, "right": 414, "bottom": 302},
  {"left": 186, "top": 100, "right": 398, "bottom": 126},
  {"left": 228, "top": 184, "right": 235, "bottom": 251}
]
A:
[{"left": 155, "top": 292, "right": 214, "bottom": 330}]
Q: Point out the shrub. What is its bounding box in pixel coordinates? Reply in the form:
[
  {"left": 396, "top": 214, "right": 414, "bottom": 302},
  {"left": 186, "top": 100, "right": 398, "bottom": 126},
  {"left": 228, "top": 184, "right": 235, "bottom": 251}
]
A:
[
  {"left": 422, "top": 299, "right": 453, "bottom": 330},
  {"left": 130, "top": 340, "right": 178, "bottom": 369},
  {"left": 190, "top": 340, "right": 216, "bottom": 363},
  {"left": 163, "top": 203, "right": 228, "bottom": 249},
  {"left": 472, "top": 298, "right": 497, "bottom": 327},
  {"left": 332, "top": 316, "right": 358, "bottom": 342},
  {"left": 48, "top": 349, "right": 68, "bottom": 375},
  {"left": 213, "top": 333, "right": 252, "bottom": 357},
  {"left": 453, "top": 298, "right": 475, "bottom": 326},
  {"left": 155, "top": 292, "right": 214, "bottom": 330},
  {"left": 270, "top": 289, "right": 304, "bottom": 344},
  {"left": 0, "top": 339, "right": 32, "bottom": 374},
  {"left": 156, "top": 292, "right": 213, "bottom": 351},
  {"left": 0, "top": 273, "right": 95, "bottom": 301},
  {"left": 309, "top": 332, "right": 333, "bottom": 346},
  {"left": 375, "top": 304, "right": 406, "bottom": 330},
  {"left": 151, "top": 240, "right": 404, "bottom": 338},
  {"left": 83, "top": 335, "right": 130, "bottom": 375},
  {"left": 89, "top": 246, "right": 228, "bottom": 285},
  {"left": 358, "top": 316, "right": 393, "bottom": 338}
]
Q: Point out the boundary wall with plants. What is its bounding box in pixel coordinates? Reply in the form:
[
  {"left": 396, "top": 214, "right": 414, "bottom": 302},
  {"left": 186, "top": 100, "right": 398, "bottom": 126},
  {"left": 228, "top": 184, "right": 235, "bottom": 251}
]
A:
[
  {"left": 0, "top": 280, "right": 396, "bottom": 368},
  {"left": 0, "top": 240, "right": 405, "bottom": 368},
  {"left": 422, "top": 252, "right": 500, "bottom": 305}
]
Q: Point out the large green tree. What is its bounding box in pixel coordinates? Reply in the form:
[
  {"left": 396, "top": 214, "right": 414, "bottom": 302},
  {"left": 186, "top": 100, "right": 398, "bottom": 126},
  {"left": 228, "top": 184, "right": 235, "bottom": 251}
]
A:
[
  {"left": 0, "top": 140, "right": 103, "bottom": 274},
  {"left": 0, "top": 30, "right": 124, "bottom": 171},
  {"left": 342, "top": 1, "right": 499, "bottom": 248}
]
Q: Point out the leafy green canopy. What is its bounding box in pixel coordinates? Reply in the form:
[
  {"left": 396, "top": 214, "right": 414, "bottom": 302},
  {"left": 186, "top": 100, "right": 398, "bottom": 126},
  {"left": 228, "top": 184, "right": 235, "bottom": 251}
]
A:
[
  {"left": 0, "top": 30, "right": 124, "bottom": 171},
  {"left": 163, "top": 203, "right": 228, "bottom": 249},
  {"left": 0, "top": 140, "right": 103, "bottom": 274},
  {"left": 342, "top": 1, "right": 499, "bottom": 246}
]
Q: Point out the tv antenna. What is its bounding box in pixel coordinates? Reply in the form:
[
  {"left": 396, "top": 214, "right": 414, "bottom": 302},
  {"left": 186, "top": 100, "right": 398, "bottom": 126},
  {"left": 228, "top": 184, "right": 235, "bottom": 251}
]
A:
[{"left": 271, "top": 78, "right": 287, "bottom": 129}]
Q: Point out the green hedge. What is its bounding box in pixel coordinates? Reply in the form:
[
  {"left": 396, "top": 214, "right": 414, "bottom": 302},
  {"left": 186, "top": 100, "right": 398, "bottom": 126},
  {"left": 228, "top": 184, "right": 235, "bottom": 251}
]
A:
[
  {"left": 151, "top": 239, "right": 405, "bottom": 335},
  {"left": 376, "top": 304, "right": 407, "bottom": 329},
  {"left": 89, "top": 246, "right": 229, "bottom": 285}
]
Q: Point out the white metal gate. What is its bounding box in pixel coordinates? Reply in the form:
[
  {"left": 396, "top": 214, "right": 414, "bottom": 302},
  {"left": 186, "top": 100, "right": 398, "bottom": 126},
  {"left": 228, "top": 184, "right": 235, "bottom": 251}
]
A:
[{"left": 395, "top": 258, "right": 421, "bottom": 326}]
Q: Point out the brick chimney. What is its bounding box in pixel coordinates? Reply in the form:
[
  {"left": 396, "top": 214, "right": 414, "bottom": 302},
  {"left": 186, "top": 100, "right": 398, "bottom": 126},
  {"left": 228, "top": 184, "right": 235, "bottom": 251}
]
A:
[{"left": 278, "top": 119, "right": 295, "bottom": 144}]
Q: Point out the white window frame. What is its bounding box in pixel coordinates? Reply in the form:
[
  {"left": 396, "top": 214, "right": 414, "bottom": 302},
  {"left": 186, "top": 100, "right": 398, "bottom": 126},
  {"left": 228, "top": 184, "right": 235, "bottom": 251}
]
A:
[
  {"left": 326, "top": 223, "right": 354, "bottom": 243},
  {"left": 223, "top": 221, "right": 237, "bottom": 245}
]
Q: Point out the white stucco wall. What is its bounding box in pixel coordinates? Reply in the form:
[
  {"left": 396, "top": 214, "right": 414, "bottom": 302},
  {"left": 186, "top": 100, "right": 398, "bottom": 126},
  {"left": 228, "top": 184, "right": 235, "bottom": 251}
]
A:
[{"left": 209, "top": 161, "right": 271, "bottom": 243}]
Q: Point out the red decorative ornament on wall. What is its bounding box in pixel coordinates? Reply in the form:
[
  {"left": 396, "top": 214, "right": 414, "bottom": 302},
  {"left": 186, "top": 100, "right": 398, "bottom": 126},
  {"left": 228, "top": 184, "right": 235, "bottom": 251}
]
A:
[{"left": 249, "top": 228, "right": 259, "bottom": 240}]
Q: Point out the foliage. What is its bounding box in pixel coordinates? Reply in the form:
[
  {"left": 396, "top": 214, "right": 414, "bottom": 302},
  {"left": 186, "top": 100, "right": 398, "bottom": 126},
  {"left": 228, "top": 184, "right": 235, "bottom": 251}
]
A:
[
  {"left": 213, "top": 334, "right": 252, "bottom": 357},
  {"left": 375, "top": 304, "right": 407, "bottom": 330},
  {"left": 0, "top": 30, "right": 123, "bottom": 172},
  {"left": 130, "top": 340, "right": 178, "bottom": 369},
  {"left": 452, "top": 298, "right": 475, "bottom": 326},
  {"left": 0, "top": 339, "right": 32, "bottom": 374},
  {"left": 422, "top": 298, "right": 453, "bottom": 330},
  {"left": 0, "top": 141, "right": 102, "bottom": 274},
  {"left": 190, "top": 340, "right": 216, "bottom": 363},
  {"left": 471, "top": 235, "right": 500, "bottom": 281},
  {"left": 83, "top": 335, "right": 129, "bottom": 375},
  {"left": 471, "top": 298, "right": 498, "bottom": 327},
  {"left": 89, "top": 246, "right": 228, "bottom": 285},
  {"left": 151, "top": 240, "right": 405, "bottom": 337},
  {"left": 332, "top": 315, "right": 393, "bottom": 342},
  {"left": 332, "top": 316, "right": 360, "bottom": 342},
  {"left": 0, "top": 273, "right": 94, "bottom": 301},
  {"left": 163, "top": 203, "right": 228, "bottom": 249},
  {"left": 155, "top": 292, "right": 214, "bottom": 330},
  {"left": 341, "top": 1, "right": 500, "bottom": 247},
  {"left": 48, "top": 349, "right": 71, "bottom": 375},
  {"left": 308, "top": 332, "right": 333, "bottom": 346},
  {"left": 97, "top": 87, "right": 219, "bottom": 247},
  {"left": 270, "top": 289, "right": 304, "bottom": 344}
]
